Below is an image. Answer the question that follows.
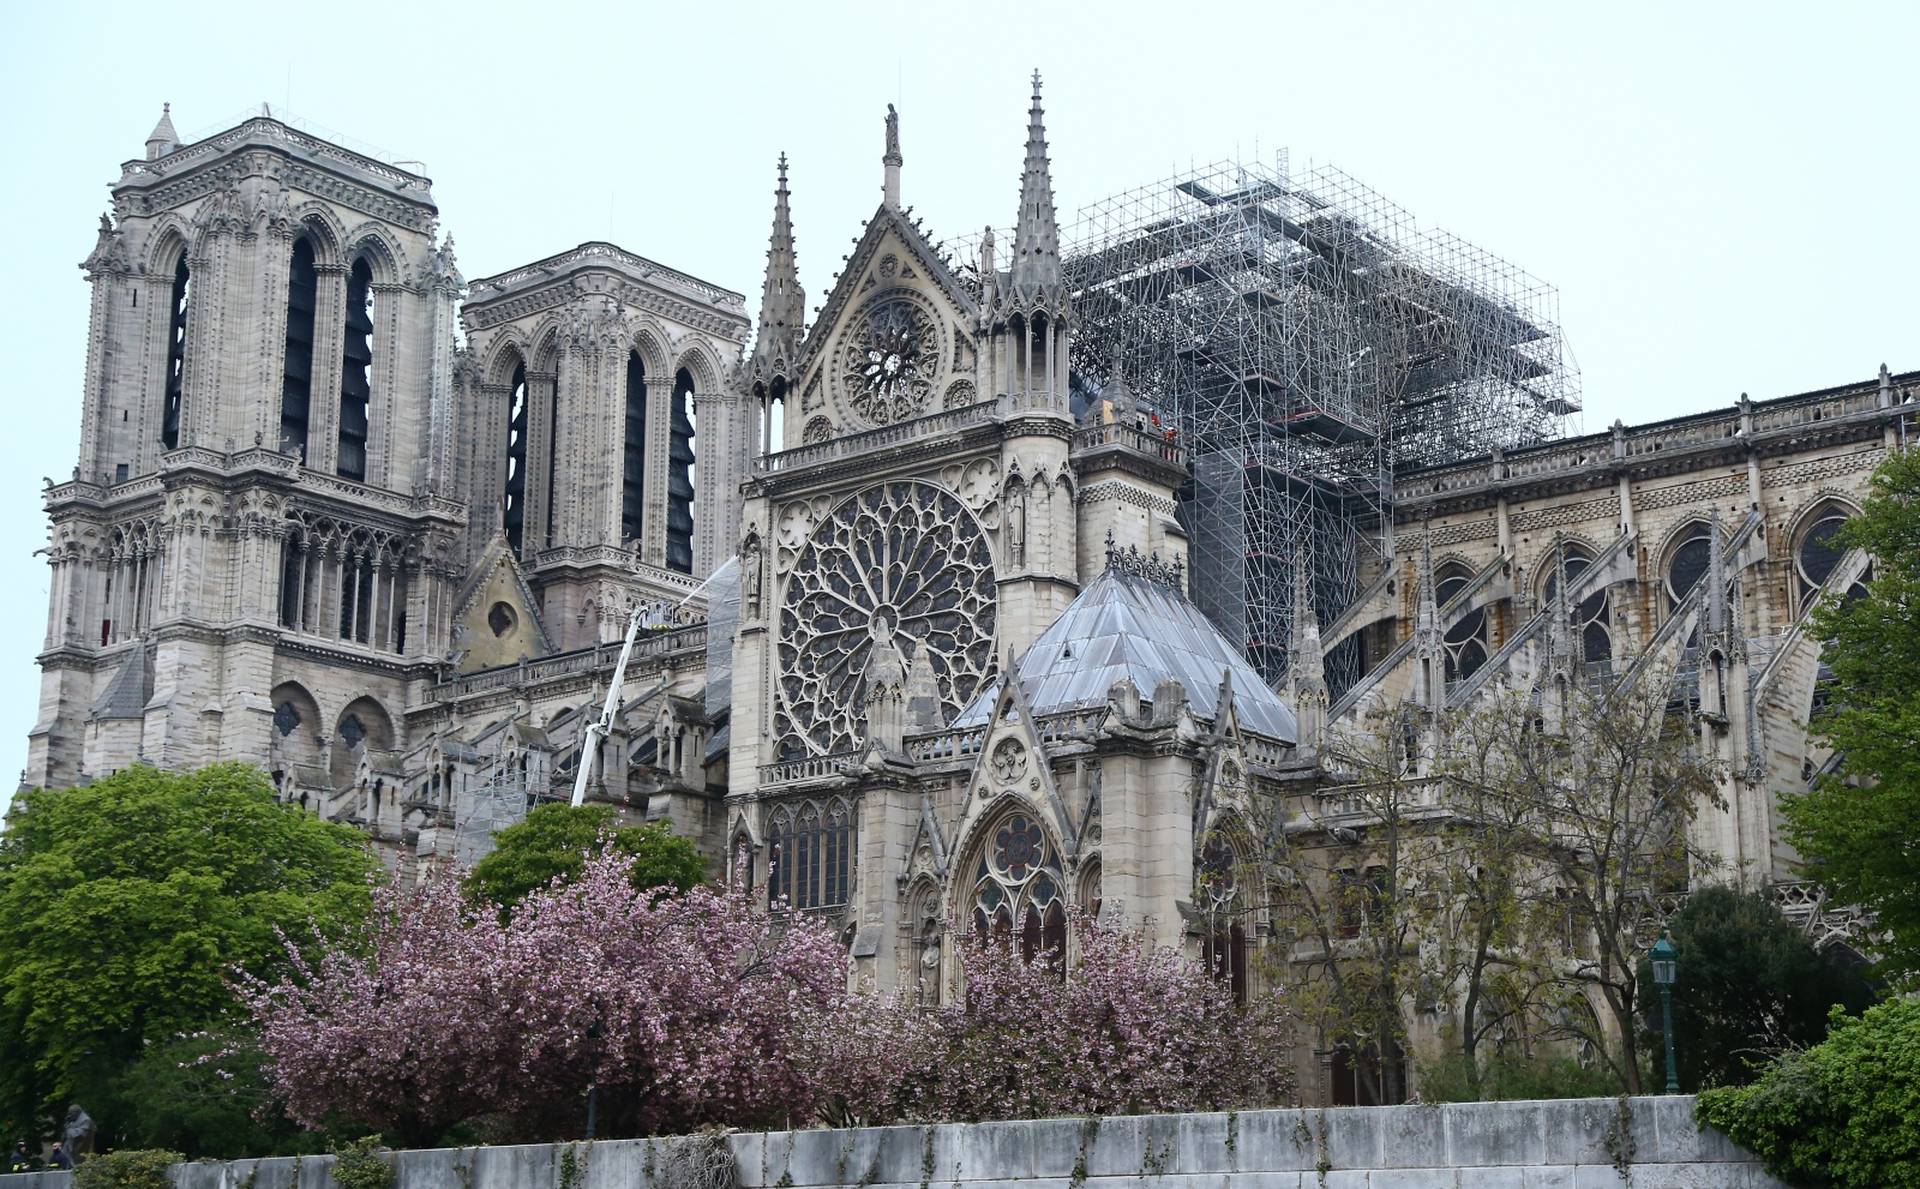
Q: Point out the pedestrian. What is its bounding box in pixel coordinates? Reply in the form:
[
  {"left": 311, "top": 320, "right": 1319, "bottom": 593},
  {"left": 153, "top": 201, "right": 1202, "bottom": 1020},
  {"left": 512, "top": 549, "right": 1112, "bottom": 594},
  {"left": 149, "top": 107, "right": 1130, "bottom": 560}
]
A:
[
  {"left": 48, "top": 1142, "right": 72, "bottom": 1170},
  {"left": 7, "top": 1141, "right": 30, "bottom": 1173}
]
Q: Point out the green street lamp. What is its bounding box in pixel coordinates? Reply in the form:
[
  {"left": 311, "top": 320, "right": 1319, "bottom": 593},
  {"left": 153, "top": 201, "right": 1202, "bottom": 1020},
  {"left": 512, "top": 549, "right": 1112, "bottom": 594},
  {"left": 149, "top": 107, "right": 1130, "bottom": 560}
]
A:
[{"left": 1650, "top": 931, "right": 1680, "bottom": 1093}]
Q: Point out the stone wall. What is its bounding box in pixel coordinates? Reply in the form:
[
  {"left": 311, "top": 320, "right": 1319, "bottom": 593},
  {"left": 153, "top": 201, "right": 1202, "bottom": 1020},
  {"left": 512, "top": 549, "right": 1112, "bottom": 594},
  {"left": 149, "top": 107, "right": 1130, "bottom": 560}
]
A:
[{"left": 0, "top": 1097, "right": 1787, "bottom": 1189}]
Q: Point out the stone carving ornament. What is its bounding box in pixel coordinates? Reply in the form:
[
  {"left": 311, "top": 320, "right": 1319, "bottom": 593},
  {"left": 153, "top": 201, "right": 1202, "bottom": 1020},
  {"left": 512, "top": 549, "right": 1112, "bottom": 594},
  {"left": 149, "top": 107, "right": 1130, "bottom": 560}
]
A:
[
  {"left": 841, "top": 298, "right": 938, "bottom": 426},
  {"left": 776, "top": 481, "right": 996, "bottom": 757}
]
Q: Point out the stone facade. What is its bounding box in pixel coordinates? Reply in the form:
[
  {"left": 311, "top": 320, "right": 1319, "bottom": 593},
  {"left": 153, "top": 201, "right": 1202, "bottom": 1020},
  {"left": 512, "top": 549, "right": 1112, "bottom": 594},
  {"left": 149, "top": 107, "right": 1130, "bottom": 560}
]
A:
[{"left": 23, "top": 93, "right": 1915, "bottom": 1103}]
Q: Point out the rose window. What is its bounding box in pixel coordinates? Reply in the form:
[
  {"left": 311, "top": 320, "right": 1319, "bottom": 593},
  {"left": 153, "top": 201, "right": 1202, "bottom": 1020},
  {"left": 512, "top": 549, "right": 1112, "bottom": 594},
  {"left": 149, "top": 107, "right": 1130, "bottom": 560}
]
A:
[
  {"left": 776, "top": 481, "right": 996, "bottom": 758},
  {"left": 842, "top": 300, "right": 935, "bottom": 425}
]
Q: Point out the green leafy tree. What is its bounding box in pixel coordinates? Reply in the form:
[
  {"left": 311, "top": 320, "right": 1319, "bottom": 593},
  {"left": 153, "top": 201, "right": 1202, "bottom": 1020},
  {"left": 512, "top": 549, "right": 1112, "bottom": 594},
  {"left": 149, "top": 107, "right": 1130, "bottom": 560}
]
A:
[
  {"left": 466, "top": 802, "right": 705, "bottom": 909},
  {"left": 1783, "top": 448, "right": 1920, "bottom": 977},
  {"left": 1697, "top": 997, "right": 1920, "bottom": 1189},
  {"left": 116, "top": 1028, "right": 329, "bottom": 1160},
  {"left": 0, "top": 763, "right": 377, "bottom": 1146},
  {"left": 1635, "top": 886, "right": 1877, "bottom": 1091}
]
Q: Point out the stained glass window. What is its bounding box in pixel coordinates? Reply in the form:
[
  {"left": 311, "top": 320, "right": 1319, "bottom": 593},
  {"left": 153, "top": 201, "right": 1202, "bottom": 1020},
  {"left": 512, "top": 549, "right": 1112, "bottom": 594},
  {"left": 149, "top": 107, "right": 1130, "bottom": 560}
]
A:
[
  {"left": 971, "top": 811, "right": 1066, "bottom": 967},
  {"left": 765, "top": 797, "right": 855, "bottom": 912}
]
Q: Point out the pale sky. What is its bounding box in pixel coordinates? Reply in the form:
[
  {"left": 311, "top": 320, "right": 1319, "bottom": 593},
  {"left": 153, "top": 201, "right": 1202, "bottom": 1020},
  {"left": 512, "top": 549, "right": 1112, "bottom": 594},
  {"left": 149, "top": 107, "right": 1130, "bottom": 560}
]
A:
[{"left": 0, "top": 0, "right": 1912, "bottom": 801}]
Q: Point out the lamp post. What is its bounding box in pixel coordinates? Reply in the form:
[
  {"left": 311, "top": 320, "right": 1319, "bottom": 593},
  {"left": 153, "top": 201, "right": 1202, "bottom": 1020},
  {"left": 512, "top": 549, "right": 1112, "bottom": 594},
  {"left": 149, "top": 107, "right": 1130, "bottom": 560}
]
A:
[{"left": 1650, "top": 931, "right": 1680, "bottom": 1094}]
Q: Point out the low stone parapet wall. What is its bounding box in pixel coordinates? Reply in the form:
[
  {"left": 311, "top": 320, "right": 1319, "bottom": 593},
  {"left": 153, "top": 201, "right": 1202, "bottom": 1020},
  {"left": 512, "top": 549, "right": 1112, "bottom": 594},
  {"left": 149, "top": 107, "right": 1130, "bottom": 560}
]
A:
[{"left": 0, "top": 1096, "right": 1788, "bottom": 1189}]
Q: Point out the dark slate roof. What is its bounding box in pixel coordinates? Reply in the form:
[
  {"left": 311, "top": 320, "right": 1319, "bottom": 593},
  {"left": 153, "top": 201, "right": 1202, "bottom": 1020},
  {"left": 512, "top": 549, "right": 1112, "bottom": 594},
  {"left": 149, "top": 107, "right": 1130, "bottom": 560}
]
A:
[
  {"left": 89, "top": 646, "right": 153, "bottom": 720},
  {"left": 955, "top": 569, "right": 1297, "bottom": 743}
]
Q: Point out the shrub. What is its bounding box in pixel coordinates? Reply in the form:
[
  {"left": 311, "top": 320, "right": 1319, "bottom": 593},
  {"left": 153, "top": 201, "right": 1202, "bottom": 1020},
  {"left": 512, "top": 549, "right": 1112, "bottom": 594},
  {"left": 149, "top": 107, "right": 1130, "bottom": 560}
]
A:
[
  {"left": 72, "top": 1150, "right": 181, "bottom": 1189},
  {"left": 329, "top": 1136, "right": 394, "bottom": 1189},
  {"left": 1696, "top": 998, "right": 1920, "bottom": 1188},
  {"left": 1416, "top": 1048, "right": 1622, "bottom": 1103}
]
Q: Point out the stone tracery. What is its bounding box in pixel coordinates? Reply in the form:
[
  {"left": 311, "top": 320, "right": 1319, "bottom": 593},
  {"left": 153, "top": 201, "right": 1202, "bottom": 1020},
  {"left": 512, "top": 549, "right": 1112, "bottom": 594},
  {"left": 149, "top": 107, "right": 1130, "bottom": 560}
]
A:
[{"left": 775, "top": 480, "right": 995, "bottom": 758}]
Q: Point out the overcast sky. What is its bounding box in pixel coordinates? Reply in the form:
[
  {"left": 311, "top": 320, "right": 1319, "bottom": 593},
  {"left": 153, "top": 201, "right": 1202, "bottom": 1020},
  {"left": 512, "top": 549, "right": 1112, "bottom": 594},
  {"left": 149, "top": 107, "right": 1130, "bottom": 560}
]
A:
[{"left": 0, "top": 0, "right": 1912, "bottom": 799}]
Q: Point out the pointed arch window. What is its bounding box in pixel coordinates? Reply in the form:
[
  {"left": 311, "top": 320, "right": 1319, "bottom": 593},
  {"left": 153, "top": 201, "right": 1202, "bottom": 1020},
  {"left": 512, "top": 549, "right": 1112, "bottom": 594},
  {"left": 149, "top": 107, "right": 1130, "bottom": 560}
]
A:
[
  {"left": 280, "top": 237, "right": 317, "bottom": 459},
  {"left": 160, "top": 253, "right": 190, "bottom": 450},
  {"left": 1665, "top": 524, "right": 1713, "bottom": 609},
  {"left": 1197, "top": 832, "right": 1250, "bottom": 1003},
  {"left": 1543, "top": 543, "right": 1613, "bottom": 666},
  {"left": 503, "top": 363, "right": 529, "bottom": 555},
  {"left": 1794, "top": 505, "right": 1868, "bottom": 614},
  {"left": 971, "top": 811, "right": 1067, "bottom": 968},
  {"left": 1435, "top": 562, "right": 1488, "bottom": 684},
  {"left": 666, "top": 368, "right": 697, "bottom": 572},
  {"left": 337, "top": 257, "right": 374, "bottom": 480},
  {"left": 545, "top": 362, "right": 562, "bottom": 548},
  {"left": 622, "top": 352, "right": 647, "bottom": 541},
  {"left": 764, "top": 797, "right": 854, "bottom": 911}
]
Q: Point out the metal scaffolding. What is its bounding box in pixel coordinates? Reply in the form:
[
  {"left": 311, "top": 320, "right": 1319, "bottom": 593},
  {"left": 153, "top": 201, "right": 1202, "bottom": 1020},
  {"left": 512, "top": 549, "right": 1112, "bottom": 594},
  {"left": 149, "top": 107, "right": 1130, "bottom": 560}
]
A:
[{"left": 1056, "top": 155, "right": 1579, "bottom": 693}]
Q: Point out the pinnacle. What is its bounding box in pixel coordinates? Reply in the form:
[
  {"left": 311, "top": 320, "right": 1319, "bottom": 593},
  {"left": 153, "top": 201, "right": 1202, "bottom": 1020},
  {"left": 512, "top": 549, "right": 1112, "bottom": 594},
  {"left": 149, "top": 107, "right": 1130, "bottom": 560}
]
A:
[
  {"left": 1008, "top": 73, "right": 1062, "bottom": 304},
  {"left": 753, "top": 153, "right": 804, "bottom": 372},
  {"left": 145, "top": 102, "right": 179, "bottom": 159}
]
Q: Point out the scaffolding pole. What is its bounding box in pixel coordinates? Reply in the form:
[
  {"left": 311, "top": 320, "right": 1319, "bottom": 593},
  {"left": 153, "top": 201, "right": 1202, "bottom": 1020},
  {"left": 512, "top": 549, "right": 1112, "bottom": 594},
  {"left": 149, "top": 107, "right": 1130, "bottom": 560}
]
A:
[{"left": 1037, "top": 154, "right": 1579, "bottom": 696}]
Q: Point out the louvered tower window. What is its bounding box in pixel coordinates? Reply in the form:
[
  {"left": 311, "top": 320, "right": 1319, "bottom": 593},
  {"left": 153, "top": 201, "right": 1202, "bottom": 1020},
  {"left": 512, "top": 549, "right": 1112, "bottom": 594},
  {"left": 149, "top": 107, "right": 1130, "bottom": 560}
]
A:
[
  {"left": 336, "top": 257, "right": 374, "bottom": 480},
  {"left": 504, "top": 364, "right": 529, "bottom": 555},
  {"left": 280, "top": 237, "right": 317, "bottom": 459},
  {"left": 666, "top": 368, "right": 696, "bottom": 573},
  {"left": 160, "top": 255, "right": 190, "bottom": 450},
  {"left": 622, "top": 352, "right": 647, "bottom": 541}
]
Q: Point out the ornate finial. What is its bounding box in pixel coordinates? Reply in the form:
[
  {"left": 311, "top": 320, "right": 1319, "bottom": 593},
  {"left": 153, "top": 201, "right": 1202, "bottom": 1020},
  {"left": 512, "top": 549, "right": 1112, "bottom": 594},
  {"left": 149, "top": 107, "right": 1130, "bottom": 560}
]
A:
[
  {"left": 1031, "top": 69, "right": 1043, "bottom": 97},
  {"left": 1104, "top": 536, "right": 1186, "bottom": 592}
]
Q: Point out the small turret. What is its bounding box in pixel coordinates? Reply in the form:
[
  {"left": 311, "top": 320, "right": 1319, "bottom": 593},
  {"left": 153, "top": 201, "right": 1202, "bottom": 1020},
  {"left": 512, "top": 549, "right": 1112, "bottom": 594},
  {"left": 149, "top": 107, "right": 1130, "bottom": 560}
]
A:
[{"left": 145, "top": 103, "right": 178, "bottom": 161}]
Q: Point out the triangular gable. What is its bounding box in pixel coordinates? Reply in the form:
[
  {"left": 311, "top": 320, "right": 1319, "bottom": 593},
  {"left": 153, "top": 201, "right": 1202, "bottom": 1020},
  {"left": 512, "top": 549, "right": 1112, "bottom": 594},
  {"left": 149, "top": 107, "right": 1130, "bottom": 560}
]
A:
[
  {"left": 951, "top": 669, "right": 1081, "bottom": 866},
  {"left": 450, "top": 532, "right": 554, "bottom": 672},
  {"left": 797, "top": 203, "right": 979, "bottom": 380}
]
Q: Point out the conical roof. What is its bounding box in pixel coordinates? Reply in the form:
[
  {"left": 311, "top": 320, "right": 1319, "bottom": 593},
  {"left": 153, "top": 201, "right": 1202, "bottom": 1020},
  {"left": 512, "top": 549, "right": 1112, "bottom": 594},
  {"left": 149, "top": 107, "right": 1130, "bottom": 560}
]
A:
[
  {"left": 145, "top": 103, "right": 178, "bottom": 158},
  {"left": 956, "top": 568, "right": 1297, "bottom": 742}
]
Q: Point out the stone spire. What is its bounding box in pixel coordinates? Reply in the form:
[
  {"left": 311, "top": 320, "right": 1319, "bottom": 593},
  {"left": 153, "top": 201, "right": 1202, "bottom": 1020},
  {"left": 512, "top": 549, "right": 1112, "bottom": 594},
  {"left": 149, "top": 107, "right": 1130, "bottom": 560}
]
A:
[
  {"left": 750, "top": 154, "right": 804, "bottom": 376},
  {"left": 1008, "top": 71, "right": 1062, "bottom": 307},
  {"left": 145, "top": 103, "right": 178, "bottom": 161},
  {"left": 882, "top": 104, "right": 903, "bottom": 210}
]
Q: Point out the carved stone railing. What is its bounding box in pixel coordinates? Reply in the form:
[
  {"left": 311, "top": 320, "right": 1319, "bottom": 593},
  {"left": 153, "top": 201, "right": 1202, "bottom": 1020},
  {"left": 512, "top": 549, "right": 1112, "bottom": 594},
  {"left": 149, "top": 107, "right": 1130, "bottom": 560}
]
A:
[
  {"left": 120, "top": 117, "right": 431, "bottom": 193},
  {"left": 1070, "top": 421, "right": 1188, "bottom": 467},
  {"left": 1241, "top": 735, "right": 1294, "bottom": 771},
  {"left": 757, "top": 751, "right": 860, "bottom": 787},
  {"left": 432, "top": 624, "right": 707, "bottom": 699},
  {"left": 467, "top": 241, "right": 746, "bottom": 312},
  {"left": 1749, "top": 387, "right": 1882, "bottom": 432},
  {"left": 1393, "top": 377, "right": 1899, "bottom": 504},
  {"left": 905, "top": 727, "right": 987, "bottom": 764},
  {"left": 754, "top": 399, "right": 1003, "bottom": 476}
]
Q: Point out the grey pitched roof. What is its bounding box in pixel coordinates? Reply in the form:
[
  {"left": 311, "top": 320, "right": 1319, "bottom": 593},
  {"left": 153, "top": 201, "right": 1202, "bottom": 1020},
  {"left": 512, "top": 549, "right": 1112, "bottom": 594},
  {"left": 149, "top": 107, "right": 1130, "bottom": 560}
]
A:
[
  {"left": 955, "top": 569, "right": 1297, "bottom": 743},
  {"left": 89, "top": 646, "right": 153, "bottom": 720}
]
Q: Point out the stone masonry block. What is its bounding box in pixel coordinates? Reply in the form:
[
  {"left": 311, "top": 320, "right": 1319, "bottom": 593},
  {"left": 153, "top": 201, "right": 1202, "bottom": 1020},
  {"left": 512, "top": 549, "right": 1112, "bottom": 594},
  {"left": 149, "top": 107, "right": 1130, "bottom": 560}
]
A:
[
  {"left": 1229, "top": 1109, "right": 1319, "bottom": 1173},
  {"left": 1320, "top": 1106, "right": 1387, "bottom": 1169},
  {"left": 1442, "top": 1100, "right": 1548, "bottom": 1167},
  {"left": 1541, "top": 1098, "right": 1618, "bottom": 1167},
  {"left": 1375, "top": 1104, "right": 1446, "bottom": 1168}
]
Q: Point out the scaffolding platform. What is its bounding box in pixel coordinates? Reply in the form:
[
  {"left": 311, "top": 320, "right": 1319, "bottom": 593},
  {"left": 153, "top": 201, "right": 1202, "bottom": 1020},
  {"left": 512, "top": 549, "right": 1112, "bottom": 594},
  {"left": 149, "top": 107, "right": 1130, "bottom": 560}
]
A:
[{"left": 1062, "top": 154, "right": 1579, "bottom": 694}]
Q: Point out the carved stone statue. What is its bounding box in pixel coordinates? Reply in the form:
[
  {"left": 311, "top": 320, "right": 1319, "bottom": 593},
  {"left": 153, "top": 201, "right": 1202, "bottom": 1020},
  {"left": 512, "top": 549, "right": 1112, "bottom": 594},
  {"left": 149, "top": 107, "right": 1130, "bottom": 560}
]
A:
[
  {"left": 741, "top": 530, "right": 764, "bottom": 620},
  {"left": 1007, "top": 482, "right": 1027, "bottom": 566}
]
